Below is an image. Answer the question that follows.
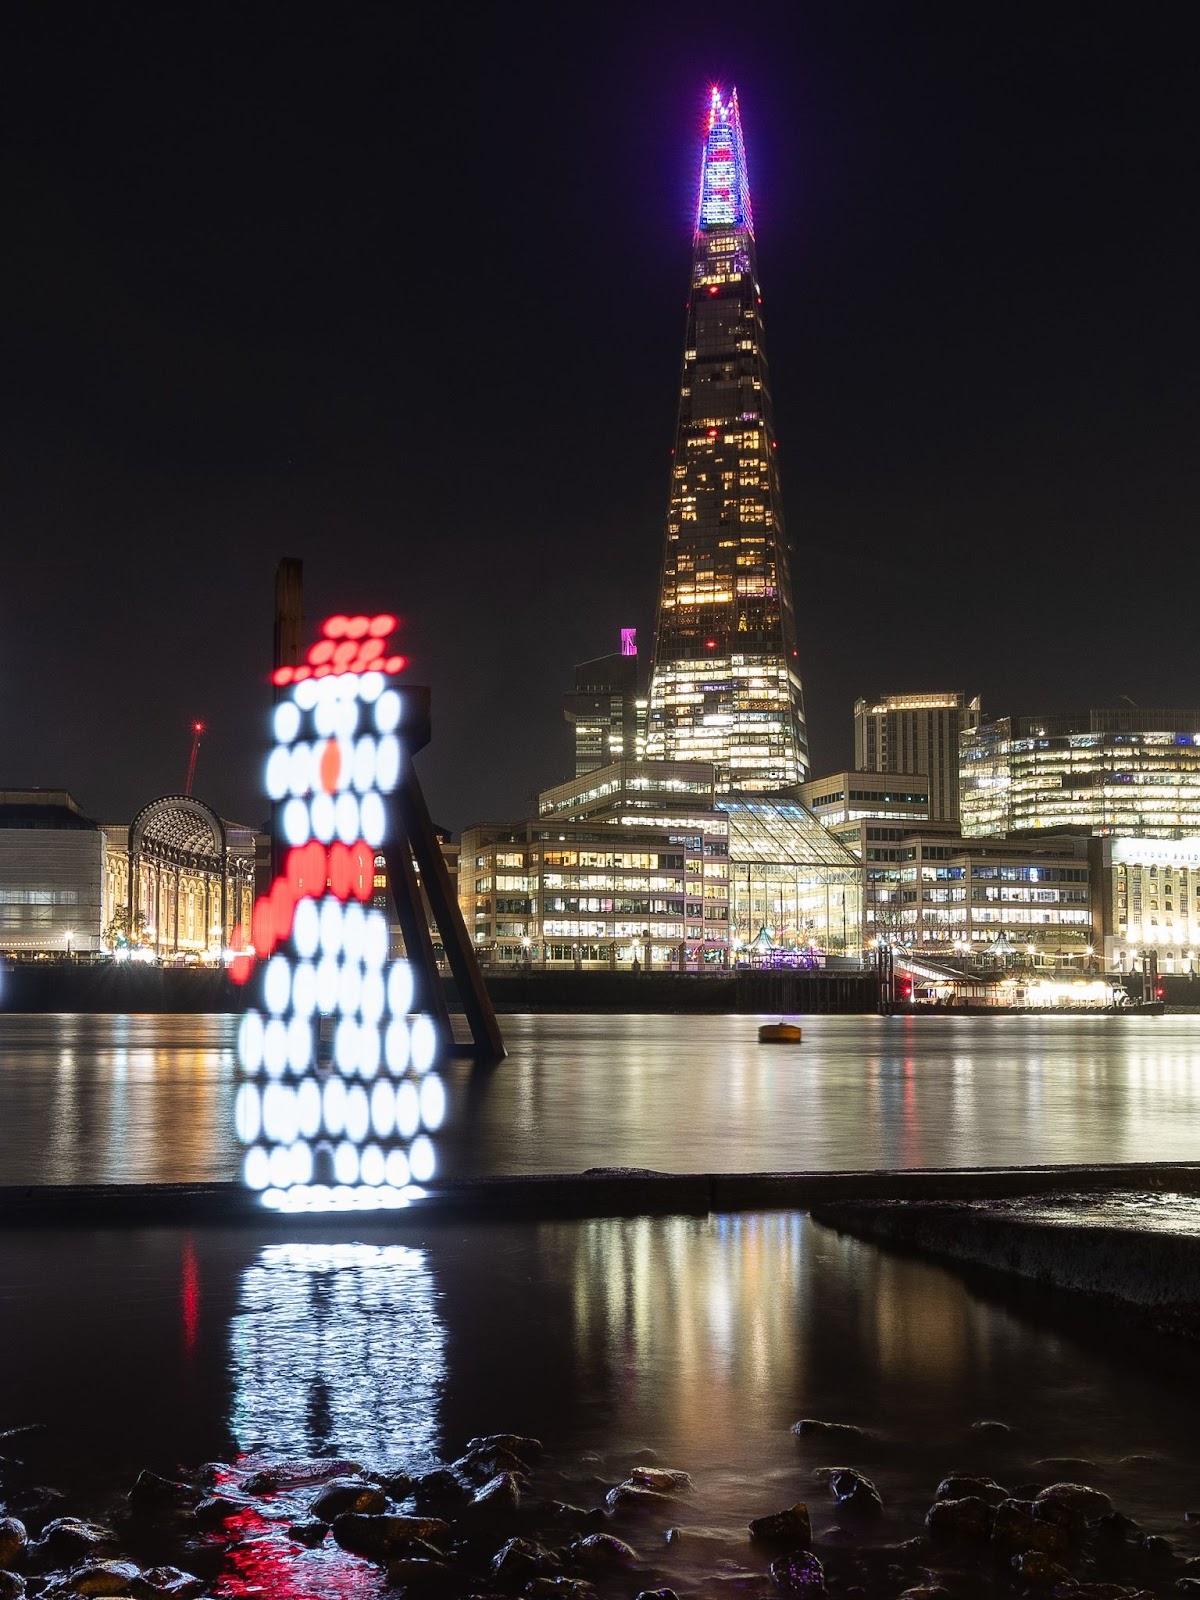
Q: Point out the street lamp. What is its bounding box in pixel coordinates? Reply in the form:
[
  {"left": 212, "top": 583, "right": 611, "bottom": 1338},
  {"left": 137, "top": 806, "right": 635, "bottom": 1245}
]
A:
[{"left": 64, "top": 929, "right": 74, "bottom": 960}]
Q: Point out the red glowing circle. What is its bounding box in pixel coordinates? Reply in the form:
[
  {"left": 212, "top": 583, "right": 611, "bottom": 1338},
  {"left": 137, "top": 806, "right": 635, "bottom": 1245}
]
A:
[
  {"left": 333, "top": 639, "right": 358, "bottom": 668},
  {"left": 229, "top": 952, "right": 254, "bottom": 986},
  {"left": 356, "top": 637, "right": 384, "bottom": 664},
  {"left": 319, "top": 739, "right": 341, "bottom": 794},
  {"left": 323, "top": 615, "right": 349, "bottom": 639},
  {"left": 269, "top": 877, "right": 296, "bottom": 944},
  {"left": 345, "top": 615, "right": 370, "bottom": 639},
  {"left": 251, "top": 896, "right": 275, "bottom": 958},
  {"left": 293, "top": 665, "right": 312, "bottom": 681},
  {"left": 303, "top": 839, "right": 327, "bottom": 893},
  {"left": 313, "top": 664, "right": 333, "bottom": 678},
  {"left": 368, "top": 614, "right": 397, "bottom": 637},
  {"left": 329, "top": 842, "right": 354, "bottom": 900},
  {"left": 383, "top": 654, "right": 407, "bottom": 673},
  {"left": 308, "top": 639, "right": 335, "bottom": 665},
  {"left": 271, "top": 667, "right": 293, "bottom": 686}
]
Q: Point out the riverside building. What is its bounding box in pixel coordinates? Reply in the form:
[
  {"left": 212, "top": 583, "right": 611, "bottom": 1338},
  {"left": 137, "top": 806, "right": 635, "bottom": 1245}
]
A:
[
  {"left": 854, "top": 693, "right": 980, "bottom": 825},
  {"left": 960, "top": 709, "right": 1200, "bottom": 838},
  {"left": 645, "top": 87, "right": 808, "bottom": 791}
]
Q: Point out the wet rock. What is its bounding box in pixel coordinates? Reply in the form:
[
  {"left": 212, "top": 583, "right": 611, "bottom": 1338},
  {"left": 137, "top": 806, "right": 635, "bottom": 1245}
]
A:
[
  {"left": 793, "top": 1420, "right": 868, "bottom": 1444},
  {"left": 467, "top": 1436, "right": 543, "bottom": 1465},
  {"left": 749, "top": 1506, "right": 812, "bottom": 1548},
  {"left": 768, "top": 1550, "right": 826, "bottom": 1594},
  {"left": 287, "top": 1520, "right": 330, "bottom": 1547},
  {"left": 309, "top": 1478, "right": 389, "bottom": 1520},
  {"left": 934, "top": 1474, "right": 1007, "bottom": 1505},
  {"left": 1142, "top": 1533, "right": 1173, "bottom": 1559},
  {"left": 1035, "top": 1457, "right": 1098, "bottom": 1477},
  {"left": 518, "top": 1501, "right": 593, "bottom": 1536},
  {"left": 332, "top": 1513, "right": 451, "bottom": 1563},
  {"left": 454, "top": 1448, "right": 531, "bottom": 1487},
  {"left": 828, "top": 1469, "right": 882, "bottom": 1519},
  {"left": 1093, "top": 1511, "right": 1139, "bottom": 1540},
  {"left": 572, "top": 1533, "right": 638, "bottom": 1568},
  {"left": 970, "top": 1419, "right": 1011, "bottom": 1434},
  {"left": 0, "top": 1518, "right": 27, "bottom": 1567},
  {"left": 468, "top": 1474, "right": 522, "bottom": 1520},
  {"left": 605, "top": 1485, "right": 673, "bottom": 1513},
  {"left": 1175, "top": 1581, "right": 1200, "bottom": 1594},
  {"left": 241, "top": 1458, "right": 361, "bottom": 1494},
  {"left": 35, "top": 1520, "right": 117, "bottom": 1566},
  {"left": 1034, "top": 1483, "right": 1113, "bottom": 1531},
  {"left": 491, "top": 1538, "right": 559, "bottom": 1582},
  {"left": 385, "top": 1557, "right": 459, "bottom": 1595},
  {"left": 991, "top": 1499, "right": 1069, "bottom": 1558},
  {"left": 414, "top": 1470, "right": 471, "bottom": 1514},
  {"left": 46, "top": 1558, "right": 140, "bottom": 1595},
  {"left": 126, "top": 1473, "right": 194, "bottom": 1514},
  {"left": 192, "top": 1495, "right": 245, "bottom": 1528},
  {"left": 383, "top": 1472, "right": 416, "bottom": 1500},
  {"left": 524, "top": 1580, "right": 595, "bottom": 1600},
  {"left": 629, "top": 1468, "right": 693, "bottom": 1495},
  {"left": 1011, "top": 1550, "right": 1073, "bottom": 1590},
  {"left": 633, "top": 1591, "right": 678, "bottom": 1600},
  {"left": 133, "top": 1571, "right": 203, "bottom": 1599},
  {"left": 924, "top": 1496, "right": 994, "bottom": 1543},
  {"left": 0, "top": 1572, "right": 24, "bottom": 1600}
]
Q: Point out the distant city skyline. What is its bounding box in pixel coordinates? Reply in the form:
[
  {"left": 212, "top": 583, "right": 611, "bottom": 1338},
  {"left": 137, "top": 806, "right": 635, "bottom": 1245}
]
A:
[{"left": 2, "top": 5, "right": 1197, "bottom": 832}]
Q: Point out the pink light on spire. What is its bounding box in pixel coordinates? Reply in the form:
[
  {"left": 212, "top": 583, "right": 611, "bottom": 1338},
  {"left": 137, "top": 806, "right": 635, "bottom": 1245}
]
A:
[{"left": 621, "top": 627, "right": 637, "bottom": 656}]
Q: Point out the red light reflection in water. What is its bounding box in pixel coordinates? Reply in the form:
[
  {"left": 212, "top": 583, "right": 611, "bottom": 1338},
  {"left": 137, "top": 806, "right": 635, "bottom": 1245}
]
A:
[
  {"left": 181, "top": 1237, "right": 200, "bottom": 1354},
  {"left": 212, "top": 1463, "right": 385, "bottom": 1600}
]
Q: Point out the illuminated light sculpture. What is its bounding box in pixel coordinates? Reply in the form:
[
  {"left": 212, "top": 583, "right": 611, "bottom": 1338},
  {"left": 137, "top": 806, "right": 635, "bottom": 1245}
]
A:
[{"left": 235, "top": 610, "right": 502, "bottom": 1212}]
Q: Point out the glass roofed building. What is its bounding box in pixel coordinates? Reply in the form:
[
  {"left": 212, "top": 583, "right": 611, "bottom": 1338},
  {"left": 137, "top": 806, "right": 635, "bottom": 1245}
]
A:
[{"left": 719, "top": 798, "right": 862, "bottom": 961}]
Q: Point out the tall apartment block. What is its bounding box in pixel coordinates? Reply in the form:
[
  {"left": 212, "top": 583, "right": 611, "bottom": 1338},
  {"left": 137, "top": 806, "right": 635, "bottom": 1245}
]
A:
[
  {"left": 563, "top": 632, "right": 643, "bottom": 778},
  {"left": 646, "top": 88, "right": 808, "bottom": 792},
  {"left": 854, "top": 693, "right": 981, "bottom": 824}
]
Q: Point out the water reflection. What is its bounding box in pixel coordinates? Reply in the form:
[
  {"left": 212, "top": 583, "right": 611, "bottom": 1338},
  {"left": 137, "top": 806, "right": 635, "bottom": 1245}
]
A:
[{"left": 230, "top": 1241, "right": 443, "bottom": 1469}]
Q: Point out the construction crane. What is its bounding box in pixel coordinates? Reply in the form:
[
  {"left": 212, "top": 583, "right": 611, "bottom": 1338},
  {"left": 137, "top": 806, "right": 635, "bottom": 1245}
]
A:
[{"left": 184, "top": 721, "right": 205, "bottom": 796}]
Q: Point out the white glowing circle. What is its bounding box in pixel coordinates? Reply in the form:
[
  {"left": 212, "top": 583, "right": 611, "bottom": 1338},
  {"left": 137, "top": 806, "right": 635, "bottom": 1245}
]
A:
[
  {"left": 322, "top": 1077, "right": 347, "bottom": 1136},
  {"left": 360, "top": 970, "right": 385, "bottom": 1024},
  {"left": 334, "top": 672, "right": 359, "bottom": 701},
  {"left": 266, "top": 747, "right": 292, "bottom": 802},
  {"left": 375, "top": 734, "right": 401, "bottom": 792},
  {"left": 287, "top": 1016, "right": 313, "bottom": 1074},
  {"left": 358, "top": 1024, "right": 381, "bottom": 1078},
  {"left": 310, "top": 792, "right": 336, "bottom": 843},
  {"left": 295, "top": 677, "right": 319, "bottom": 710},
  {"left": 234, "top": 1082, "right": 261, "bottom": 1143},
  {"left": 291, "top": 960, "right": 317, "bottom": 1017},
  {"left": 335, "top": 791, "right": 360, "bottom": 845},
  {"left": 409, "top": 1134, "right": 436, "bottom": 1183},
  {"left": 342, "top": 901, "right": 366, "bottom": 962},
  {"left": 263, "top": 1019, "right": 289, "bottom": 1078},
  {"left": 319, "top": 898, "right": 343, "bottom": 957},
  {"left": 360, "top": 791, "right": 386, "bottom": 848},
  {"left": 395, "top": 1080, "right": 420, "bottom": 1139},
  {"left": 244, "top": 1147, "right": 271, "bottom": 1190},
  {"left": 335, "top": 1018, "right": 360, "bottom": 1075},
  {"left": 374, "top": 690, "right": 402, "bottom": 734},
  {"left": 333, "top": 1146, "right": 360, "bottom": 1188},
  {"left": 352, "top": 736, "right": 376, "bottom": 794},
  {"left": 316, "top": 675, "right": 339, "bottom": 704},
  {"left": 419, "top": 1073, "right": 446, "bottom": 1131},
  {"left": 290, "top": 1141, "right": 314, "bottom": 1185},
  {"left": 363, "top": 910, "right": 389, "bottom": 969},
  {"left": 385, "top": 1148, "right": 410, "bottom": 1187},
  {"left": 315, "top": 954, "right": 340, "bottom": 1015},
  {"left": 293, "top": 899, "right": 319, "bottom": 960},
  {"left": 410, "top": 1014, "right": 437, "bottom": 1073},
  {"left": 261, "top": 1188, "right": 285, "bottom": 1210},
  {"left": 269, "top": 1145, "right": 293, "bottom": 1188},
  {"left": 345, "top": 1085, "right": 370, "bottom": 1143},
  {"left": 385, "top": 1019, "right": 409, "bottom": 1074},
  {"left": 337, "top": 961, "right": 362, "bottom": 1016},
  {"left": 314, "top": 698, "right": 338, "bottom": 738},
  {"left": 282, "top": 797, "right": 310, "bottom": 847},
  {"left": 273, "top": 701, "right": 301, "bottom": 744},
  {"left": 387, "top": 961, "right": 414, "bottom": 1016},
  {"left": 370, "top": 1078, "right": 396, "bottom": 1138},
  {"left": 238, "top": 1011, "right": 264, "bottom": 1073},
  {"left": 288, "top": 743, "right": 313, "bottom": 798},
  {"left": 264, "top": 955, "right": 291, "bottom": 1016},
  {"left": 358, "top": 671, "right": 384, "bottom": 703},
  {"left": 359, "top": 1144, "right": 386, "bottom": 1186},
  {"left": 297, "top": 1078, "right": 322, "bottom": 1138},
  {"left": 335, "top": 700, "right": 359, "bottom": 740},
  {"left": 263, "top": 1083, "right": 299, "bottom": 1144}
]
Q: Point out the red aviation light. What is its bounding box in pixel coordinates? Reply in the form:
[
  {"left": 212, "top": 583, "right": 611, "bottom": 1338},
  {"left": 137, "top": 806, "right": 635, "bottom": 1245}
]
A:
[
  {"left": 705, "top": 638, "right": 717, "bottom": 650},
  {"left": 708, "top": 285, "right": 719, "bottom": 295}
]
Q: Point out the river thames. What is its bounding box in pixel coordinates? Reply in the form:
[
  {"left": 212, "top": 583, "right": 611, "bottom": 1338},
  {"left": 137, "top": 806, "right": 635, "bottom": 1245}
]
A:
[{"left": 1, "top": 1010, "right": 1198, "bottom": 1185}]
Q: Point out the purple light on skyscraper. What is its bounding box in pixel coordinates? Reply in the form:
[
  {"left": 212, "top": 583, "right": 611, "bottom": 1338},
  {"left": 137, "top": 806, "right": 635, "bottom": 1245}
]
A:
[{"left": 621, "top": 628, "right": 637, "bottom": 656}]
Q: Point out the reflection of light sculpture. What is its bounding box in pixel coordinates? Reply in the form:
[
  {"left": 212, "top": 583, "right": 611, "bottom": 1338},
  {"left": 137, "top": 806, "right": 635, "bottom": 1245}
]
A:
[
  {"left": 234, "top": 613, "right": 445, "bottom": 1212},
  {"left": 231, "top": 1241, "right": 444, "bottom": 1471}
]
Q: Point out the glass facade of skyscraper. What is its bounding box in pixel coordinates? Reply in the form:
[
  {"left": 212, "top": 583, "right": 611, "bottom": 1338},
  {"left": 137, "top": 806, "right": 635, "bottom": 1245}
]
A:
[{"left": 646, "top": 88, "right": 807, "bottom": 792}]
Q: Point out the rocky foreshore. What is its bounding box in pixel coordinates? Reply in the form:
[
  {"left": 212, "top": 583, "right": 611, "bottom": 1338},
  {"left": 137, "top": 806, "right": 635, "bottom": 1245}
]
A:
[{"left": 2, "top": 1421, "right": 1199, "bottom": 1600}]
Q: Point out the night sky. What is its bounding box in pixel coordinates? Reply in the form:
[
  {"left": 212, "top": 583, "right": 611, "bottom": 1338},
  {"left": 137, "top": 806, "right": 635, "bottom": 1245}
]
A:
[{"left": 3, "top": 4, "right": 1198, "bottom": 834}]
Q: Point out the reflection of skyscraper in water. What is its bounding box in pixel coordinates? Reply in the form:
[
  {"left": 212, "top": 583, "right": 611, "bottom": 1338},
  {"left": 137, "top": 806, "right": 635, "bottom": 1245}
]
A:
[{"left": 230, "top": 1243, "right": 445, "bottom": 1469}]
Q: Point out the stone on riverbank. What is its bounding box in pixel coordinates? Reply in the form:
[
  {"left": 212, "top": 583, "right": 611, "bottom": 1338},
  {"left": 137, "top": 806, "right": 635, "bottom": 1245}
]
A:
[
  {"left": 45, "top": 1558, "right": 141, "bottom": 1595},
  {"left": 933, "top": 1474, "right": 1006, "bottom": 1505},
  {"left": 629, "top": 1468, "right": 693, "bottom": 1495},
  {"left": 827, "top": 1469, "right": 882, "bottom": 1519},
  {"left": 572, "top": 1533, "right": 637, "bottom": 1568},
  {"left": 605, "top": 1485, "right": 674, "bottom": 1513},
  {"left": 1034, "top": 1480, "right": 1112, "bottom": 1530},
  {"left": 332, "top": 1513, "right": 451, "bottom": 1562},
  {"left": 240, "top": 1458, "right": 361, "bottom": 1494},
  {"left": 990, "top": 1499, "right": 1070, "bottom": 1558},
  {"left": 0, "top": 1518, "right": 26, "bottom": 1567},
  {"left": 135, "top": 1569, "right": 203, "bottom": 1598},
  {"left": 385, "top": 1556, "right": 459, "bottom": 1595},
  {"left": 33, "top": 1519, "right": 117, "bottom": 1566},
  {"left": 308, "top": 1478, "right": 389, "bottom": 1520},
  {"left": 748, "top": 1506, "right": 812, "bottom": 1547},
  {"left": 792, "top": 1420, "right": 868, "bottom": 1444},
  {"left": 768, "top": 1550, "right": 825, "bottom": 1594},
  {"left": 924, "top": 1495, "right": 994, "bottom": 1543},
  {"left": 0, "top": 1571, "right": 23, "bottom": 1599}
]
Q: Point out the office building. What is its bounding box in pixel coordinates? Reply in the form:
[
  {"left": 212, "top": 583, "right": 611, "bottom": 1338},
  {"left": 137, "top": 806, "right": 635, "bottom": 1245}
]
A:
[
  {"left": 645, "top": 87, "right": 808, "bottom": 791},
  {"left": 854, "top": 693, "right": 980, "bottom": 823},
  {"left": 1089, "top": 834, "right": 1200, "bottom": 971},
  {"left": 0, "top": 790, "right": 105, "bottom": 955},
  {"left": 563, "top": 633, "right": 643, "bottom": 777},
  {"left": 960, "top": 709, "right": 1200, "bottom": 837},
  {"left": 800, "top": 770, "right": 930, "bottom": 839}
]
